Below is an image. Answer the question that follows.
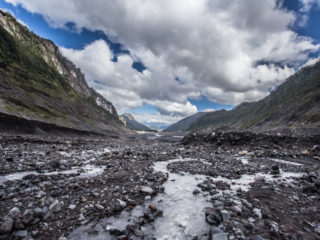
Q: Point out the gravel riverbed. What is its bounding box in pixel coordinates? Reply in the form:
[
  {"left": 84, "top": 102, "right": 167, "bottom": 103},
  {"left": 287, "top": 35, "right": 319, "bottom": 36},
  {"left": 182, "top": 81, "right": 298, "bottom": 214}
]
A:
[{"left": 0, "top": 130, "right": 319, "bottom": 240}]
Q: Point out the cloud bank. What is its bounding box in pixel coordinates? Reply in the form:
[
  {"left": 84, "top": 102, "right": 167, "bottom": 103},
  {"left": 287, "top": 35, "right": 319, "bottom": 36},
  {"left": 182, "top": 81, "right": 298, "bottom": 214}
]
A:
[{"left": 6, "top": 0, "right": 320, "bottom": 122}]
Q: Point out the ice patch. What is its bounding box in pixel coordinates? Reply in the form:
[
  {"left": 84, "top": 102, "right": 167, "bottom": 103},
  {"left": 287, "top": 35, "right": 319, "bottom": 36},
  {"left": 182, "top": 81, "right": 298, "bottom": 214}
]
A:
[
  {"left": 0, "top": 164, "right": 105, "bottom": 184},
  {"left": 269, "top": 158, "right": 303, "bottom": 166}
]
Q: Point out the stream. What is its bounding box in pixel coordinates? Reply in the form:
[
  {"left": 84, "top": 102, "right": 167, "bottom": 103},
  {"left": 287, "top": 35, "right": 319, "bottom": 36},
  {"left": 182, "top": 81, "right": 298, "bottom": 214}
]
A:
[{"left": 68, "top": 158, "right": 212, "bottom": 240}]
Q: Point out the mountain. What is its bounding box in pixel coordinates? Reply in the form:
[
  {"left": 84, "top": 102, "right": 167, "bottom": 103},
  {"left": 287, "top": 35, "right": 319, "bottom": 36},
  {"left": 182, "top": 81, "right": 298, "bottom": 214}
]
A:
[
  {"left": 148, "top": 123, "right": 170, "bottom": 131},
  {"left": 0, "top": 10, "right": 126, "bottom": 134},
  {"left": 164, "top": 112, "right": 207, "bottom": 132},
  {"left": 167, "top": 61, "right": 320, "bottom": 133},
  {"left": 120, "top": 113, "right": 154, "bottom": 131}
]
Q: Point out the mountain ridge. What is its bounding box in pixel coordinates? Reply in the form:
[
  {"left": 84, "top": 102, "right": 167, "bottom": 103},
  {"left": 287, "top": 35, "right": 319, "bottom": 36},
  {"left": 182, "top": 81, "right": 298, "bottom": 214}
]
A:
[
  {"left": 0, "top": 10, "right": 127, "bottom": 134},
  {"left": 165, "top": 61, "right": 320, "bottom": 133},
  {"left": 121, "top": 113, "right": 155, "bottom": 132}
]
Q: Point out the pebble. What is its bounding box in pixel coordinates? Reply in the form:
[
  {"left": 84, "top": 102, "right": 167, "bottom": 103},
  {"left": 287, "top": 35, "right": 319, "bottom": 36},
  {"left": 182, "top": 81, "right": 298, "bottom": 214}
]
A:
[
  {"left": 141, "top": 186, "right": 154, "bottom": 194},
  {"left": 14, "top": 230, "right": 28, "bottom": 238},
  {"left": 253, "top": 208, "right": 262, "bottom": 219},
  {"left": 68, "top": 204, "right": 77, "bottom": 210},
  {"left": 220, "top": 210, "right": 230, "bottom": 222},
  {"left": 9, "top": 207, "right": 21, "bottom": 218},
  {"left": 95, "top": 204, "right": 105, "bottom": 210},
  {"left": 0, "top": 217, "right": 14, "bottom": 233},
  {"left": 49, "top": 200, "right": 62, "bottom": 212}
]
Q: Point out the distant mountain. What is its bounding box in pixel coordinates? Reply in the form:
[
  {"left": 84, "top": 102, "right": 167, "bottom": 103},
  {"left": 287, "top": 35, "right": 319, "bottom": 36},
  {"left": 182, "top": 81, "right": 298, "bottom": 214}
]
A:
[
  {"left": 121, "top": 113, "right": 154, "bottom": 131},
  {"left": 147, "top": 122, "right": 170, "bottom": 131},
  {"left": 164, "top": 112, "right": 207, "bottom": 132},
  {"left": 0, "top": 10, "right": 127, "bottom": 134},
  {"left": 167, "top": 61, "right": 320, "bottom": 133}
]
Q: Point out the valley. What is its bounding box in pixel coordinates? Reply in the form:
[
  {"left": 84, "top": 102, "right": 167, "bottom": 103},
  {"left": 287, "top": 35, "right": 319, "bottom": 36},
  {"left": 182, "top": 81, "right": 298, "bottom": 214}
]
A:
[
  {"left": 0, "top": 130, "right": 319, "bottom": 239},
  {"left": 0, "top": 4, "right": 320, "bottom": 240}
]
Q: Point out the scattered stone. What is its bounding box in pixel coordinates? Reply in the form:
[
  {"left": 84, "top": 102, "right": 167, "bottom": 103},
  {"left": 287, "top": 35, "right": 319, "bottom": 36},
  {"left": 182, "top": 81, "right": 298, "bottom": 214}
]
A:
[
  {"left": 49, "top": 200, "right": 62, "bottom": 212},
  {"left": 253, "top": 208, "right": 262, "bottom": 219},
  {"left": 14, "top": 230, "right": 28, "bottom": 238},
  {"left": 149, "top": 203, "right": 157, "bottom": 212},
  {"left": 141, "top": 186, "right": 154, "bottom": 194},
  {"left": 193, "top": 189, "right": 200, "bottom": 195},
  {"left": 0, "top": 217, "right": 14, "bottom": 233},
  {"left": 68, "top": 204, "right": 77, "bottom": 210},
  {"left": 220, "top": 210, "right": 230, "bottom": 223},
  {"left": 9, "top": 207, "right": 21, "bottom": 218},
  {"left": 271, "top": 165, "right": 280, "bottom": 175},
  {"left": 95, "top": 204, "right": 105, "bottom": 210},
  {"left": 239, "top": 150, "right": 248, "bottom": 155}
]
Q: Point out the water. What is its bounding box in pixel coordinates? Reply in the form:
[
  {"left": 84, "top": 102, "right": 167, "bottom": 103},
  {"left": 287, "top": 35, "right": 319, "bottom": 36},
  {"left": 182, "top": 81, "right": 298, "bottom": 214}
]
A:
[
  {"left": 142, "top": 159, "right": 211, "bottom": 239},
  {"left": 0, "top": 164, "right": 106, "bottom": 184},
  {"left": 69, "top": 158, "right": 212, "bottom": 240},
  {"left": 210, "top": 171, "right": 303, "bottom": 194},
  {"left": 68, "top": 158, "right": 304, "bottom": 240}
]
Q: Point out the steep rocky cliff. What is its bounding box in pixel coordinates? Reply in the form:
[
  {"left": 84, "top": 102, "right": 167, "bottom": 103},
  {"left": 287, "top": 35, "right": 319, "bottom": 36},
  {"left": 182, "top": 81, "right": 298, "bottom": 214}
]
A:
[{"left": 0, "top": 10, "right": 126, "bottom": 134}]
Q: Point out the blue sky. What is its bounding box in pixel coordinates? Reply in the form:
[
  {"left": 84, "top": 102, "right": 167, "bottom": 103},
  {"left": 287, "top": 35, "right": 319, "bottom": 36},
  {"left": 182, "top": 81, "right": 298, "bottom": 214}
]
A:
[{"left": 1, "top": 0, "right": 320, "bottom": 127}]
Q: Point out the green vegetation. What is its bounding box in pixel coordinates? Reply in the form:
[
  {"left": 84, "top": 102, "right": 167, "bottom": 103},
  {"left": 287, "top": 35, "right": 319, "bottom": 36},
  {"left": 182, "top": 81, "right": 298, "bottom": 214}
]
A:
[{"left": 0, "top": 10, "right": 123, "bottom": 132}]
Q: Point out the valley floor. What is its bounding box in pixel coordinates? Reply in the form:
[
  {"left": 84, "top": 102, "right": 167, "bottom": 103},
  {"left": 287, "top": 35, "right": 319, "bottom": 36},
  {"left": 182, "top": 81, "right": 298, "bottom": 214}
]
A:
[{"left": 0, "top": 131, "right": 319, "bottom": 240}]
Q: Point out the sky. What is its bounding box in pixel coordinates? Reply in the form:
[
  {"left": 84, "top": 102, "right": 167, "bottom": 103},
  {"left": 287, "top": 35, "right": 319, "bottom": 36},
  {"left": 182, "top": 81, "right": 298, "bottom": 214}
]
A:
[{"left": 0, "top": 0, "right": 320, "bottom": 128}]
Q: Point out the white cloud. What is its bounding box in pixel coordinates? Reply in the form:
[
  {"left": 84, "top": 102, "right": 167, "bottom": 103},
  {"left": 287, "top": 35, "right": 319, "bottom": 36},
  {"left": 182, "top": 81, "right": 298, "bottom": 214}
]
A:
[
  {"left": 296, "top": 0, "right": 320, "bottom": 26},
  {"left": 7, "top": 0, "right": 320, "bottom": 122},
  {"left": 132, "top": 113, "right": 184, "bottom": 126},
  {"left": 301, "top": 57, "right": 320, "bottom": 67}
]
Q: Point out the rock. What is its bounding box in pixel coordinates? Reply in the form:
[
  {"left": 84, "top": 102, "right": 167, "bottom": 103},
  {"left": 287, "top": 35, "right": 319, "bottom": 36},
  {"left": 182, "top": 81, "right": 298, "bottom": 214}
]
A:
[
  {"left": 116, "top": 235, "right": 128, "bottom": 240},
  {"left": 206, "top": 209, "right": 222, "bottom": 225},
  {"left": 21, "top": 209, "right": 35, "bottom": 225},
  {"left": 68, "top": 204, "right": 77, "bottom": 210},
  {"left": 0, "top": 217, "right": 14, "bottom": 233},
  {"left": 117, "top": 199, "right": 127, "bottom": 208},
  {"left": 49, "top": 159, "right": 60, "bottom": 169},
  {"left": 95, "top": 204, "right": 105, "bottom": 210},
  {"left": 220, "top": 210, "right": 230, "bottom": 222},
  {"left": 253, "top": 208, "right": 262, "bottom": 219},
  {"left": 78, "top": 214, "right": 85, "bottom": 221},
  {"left": 9, "top": 207, "right": 21, "bottom": 218},
  {"left": 34, "top": 207, "right": 43, "bottom": 218},
  {"left": 239, "top": 150, "right": 248, "bottom": 155},
  {"left": 58, "top": 237, "right": 68, "bottom": 240},
  {"left": 255, "top": 235, "right": 267, "bottom": 240},
  {"left": 193, "top": 189, "right": 200, "bottom": 195},
  {"left": 80, "top": 208, "right": 87, "bottom": 214},
  {"left": 14, "top": 230, "right": 28, "bottom": 238},
  {"left": 49, "top": 200, "right": 62, "bottom": 212},
  {"left": 312, "top": 145, "right": 320, "bottom": 152},
  {"left": 231, "top": 206, "right": 242, "bottom": 214},
  {"left": 271, "top": 165, "right": 280, "bottom": 175},
  {"left": 141, "top": 186, "right": 154, "bottom": 194},
  {"left": 211, "top": 232, "right": 228, "bottom": 240},
  {"left": 149, "top": 203, "right": 157, "bottom": 212},
  {"left": 14, "top": 218, "right": 25, "bottom": 230},
  {"left": 213, "top": 200, "right": 224, "bottom": 207}
]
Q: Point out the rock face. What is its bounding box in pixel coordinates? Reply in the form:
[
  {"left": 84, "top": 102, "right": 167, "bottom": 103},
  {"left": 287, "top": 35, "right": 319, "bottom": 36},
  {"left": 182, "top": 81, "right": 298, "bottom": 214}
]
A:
[
  {"left": 121, "top": 113, "right": 153, "bottom": 132},
  {"left": 0, "top": 10, "right": 126, "bottom": 134},
  {"left": 165, "top": 60, "right": 320, "bottom": 134}
]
